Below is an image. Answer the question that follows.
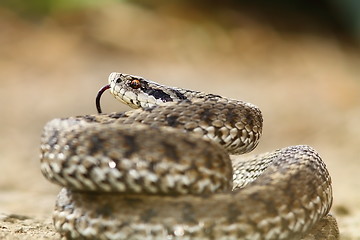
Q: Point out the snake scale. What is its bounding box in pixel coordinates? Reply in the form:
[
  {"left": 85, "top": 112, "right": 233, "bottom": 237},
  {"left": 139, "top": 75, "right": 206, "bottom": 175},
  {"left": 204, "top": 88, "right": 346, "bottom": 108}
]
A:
[{"left": 40, "top": 72, "right": 339, "bottom": 240}]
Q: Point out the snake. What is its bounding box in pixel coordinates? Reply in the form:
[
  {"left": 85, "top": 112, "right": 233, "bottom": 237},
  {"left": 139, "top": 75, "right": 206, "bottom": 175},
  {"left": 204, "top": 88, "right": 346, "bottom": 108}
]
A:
[{"left": 40, "top": 72, "right": 339, "bottom": 240}]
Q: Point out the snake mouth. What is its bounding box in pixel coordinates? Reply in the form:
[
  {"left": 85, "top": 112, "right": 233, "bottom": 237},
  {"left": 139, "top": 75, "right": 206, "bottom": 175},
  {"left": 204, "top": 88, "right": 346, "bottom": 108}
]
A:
[{"left": 96, "top": 84, "right": 110, "bottom": 114}]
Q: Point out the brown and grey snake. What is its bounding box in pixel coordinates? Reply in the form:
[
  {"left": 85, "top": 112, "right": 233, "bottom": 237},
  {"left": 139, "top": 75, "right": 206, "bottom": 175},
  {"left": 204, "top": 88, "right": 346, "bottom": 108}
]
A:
[{"left": 40, "top": 72, "right": 339, "bottom": 239}]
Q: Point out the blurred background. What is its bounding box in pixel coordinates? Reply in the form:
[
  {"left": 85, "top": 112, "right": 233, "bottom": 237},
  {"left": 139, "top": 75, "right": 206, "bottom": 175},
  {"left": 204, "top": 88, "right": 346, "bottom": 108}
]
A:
[{"left": 0, "top": 0, "right": 359, "bottom": 239}]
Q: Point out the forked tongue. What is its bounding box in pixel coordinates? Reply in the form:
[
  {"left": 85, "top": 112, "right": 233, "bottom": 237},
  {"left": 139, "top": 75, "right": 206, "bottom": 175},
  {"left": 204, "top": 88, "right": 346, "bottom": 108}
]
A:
[{"left": 96, "top": 84, "right": 110, "bottom": 114}]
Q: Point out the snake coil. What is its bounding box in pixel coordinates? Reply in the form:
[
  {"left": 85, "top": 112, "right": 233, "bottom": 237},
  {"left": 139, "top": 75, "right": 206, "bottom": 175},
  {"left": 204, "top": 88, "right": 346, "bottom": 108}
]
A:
[{"left": 40, "top": 72, "right": 339, "bottom": 240}]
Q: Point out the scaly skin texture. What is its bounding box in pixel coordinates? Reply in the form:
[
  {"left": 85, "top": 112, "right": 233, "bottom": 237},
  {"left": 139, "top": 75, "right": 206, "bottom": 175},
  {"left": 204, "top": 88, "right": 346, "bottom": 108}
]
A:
[{"left": 40, "top": 72, "right": 339, "bottom": 240}]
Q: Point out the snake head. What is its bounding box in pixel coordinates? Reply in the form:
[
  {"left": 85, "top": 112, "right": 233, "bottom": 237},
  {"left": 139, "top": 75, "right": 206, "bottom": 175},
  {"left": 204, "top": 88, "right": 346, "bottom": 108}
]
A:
[{"left": 96, "top": 72, "right": 189, "bottom": 113}]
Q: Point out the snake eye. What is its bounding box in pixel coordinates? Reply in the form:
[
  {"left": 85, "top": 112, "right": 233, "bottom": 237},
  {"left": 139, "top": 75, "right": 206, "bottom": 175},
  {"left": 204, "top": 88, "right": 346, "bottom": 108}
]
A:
[
  {"left": 130, "top": 79, "right": 141, "bottom": 89},
  {"left": 116, "top": 78, "right": 121, "bottom": 84}
]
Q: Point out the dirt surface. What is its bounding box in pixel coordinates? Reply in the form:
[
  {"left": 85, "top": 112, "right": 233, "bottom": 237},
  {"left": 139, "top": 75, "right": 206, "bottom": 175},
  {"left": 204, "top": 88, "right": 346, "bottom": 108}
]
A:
[{"left": 1, "top": 2, "right": 360, "bottom": 239}]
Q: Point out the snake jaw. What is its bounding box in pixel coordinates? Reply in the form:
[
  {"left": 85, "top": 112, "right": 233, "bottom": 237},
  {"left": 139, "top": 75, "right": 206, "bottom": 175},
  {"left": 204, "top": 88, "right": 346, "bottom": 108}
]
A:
[{"left": 96, "top": 84, "right": 110, "bottom": 114}]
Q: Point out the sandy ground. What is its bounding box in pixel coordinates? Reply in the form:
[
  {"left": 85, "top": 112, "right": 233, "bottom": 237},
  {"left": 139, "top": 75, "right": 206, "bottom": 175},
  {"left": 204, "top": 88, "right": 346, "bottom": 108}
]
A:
[{"left": 0, "top": 2, "right": 360, "bottom": 239}]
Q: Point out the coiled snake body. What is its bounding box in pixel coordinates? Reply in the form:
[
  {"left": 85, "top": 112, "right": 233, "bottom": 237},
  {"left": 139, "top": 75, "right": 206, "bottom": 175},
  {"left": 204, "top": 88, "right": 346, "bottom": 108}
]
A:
[{"left": 40, "top": 73, "right": 339, "bottom": 239}]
